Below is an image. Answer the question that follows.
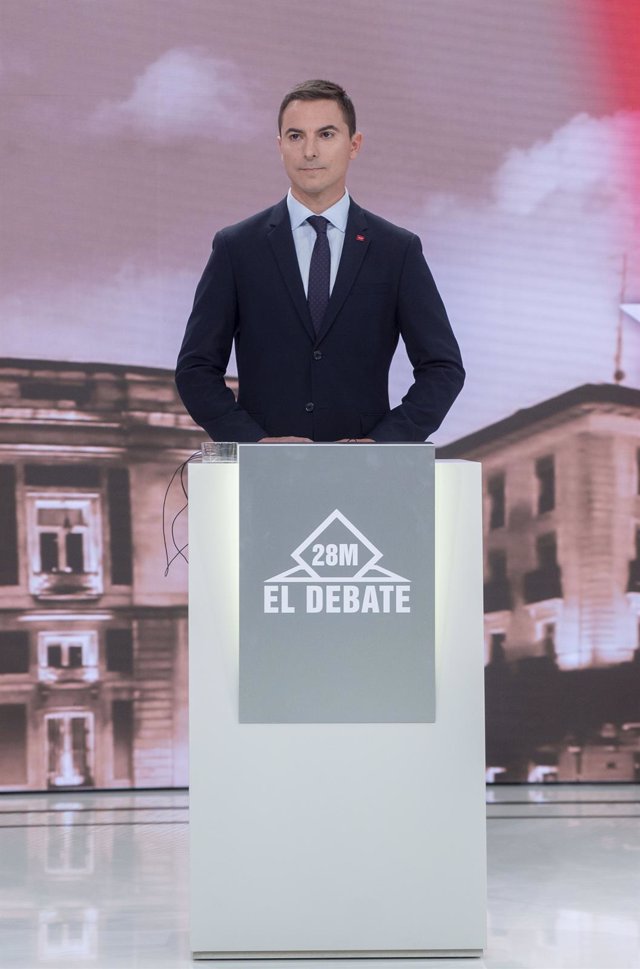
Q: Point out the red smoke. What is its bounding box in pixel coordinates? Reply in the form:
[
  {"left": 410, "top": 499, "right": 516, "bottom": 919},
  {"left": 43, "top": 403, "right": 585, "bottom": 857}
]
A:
[{"left": 591, "top": 0, "right": 640, "bottom": 231}]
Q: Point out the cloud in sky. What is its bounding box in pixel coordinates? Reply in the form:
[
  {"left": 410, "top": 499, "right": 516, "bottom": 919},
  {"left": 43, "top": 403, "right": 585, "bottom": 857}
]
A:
[
  {"left": 89, "top": 48, "right": 259, "bottom": 142},
  {"left": 0, "top": 265, "right": 198, "bottom": 369},
  {"left": 492, "top": 111, "right": 635, "bottom": 217},
  {"left": 389, "top": 110, "right": 640, "bottom": 443}
]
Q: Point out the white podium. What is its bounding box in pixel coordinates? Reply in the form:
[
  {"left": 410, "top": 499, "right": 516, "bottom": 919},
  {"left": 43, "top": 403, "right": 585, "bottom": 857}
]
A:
[{"left": 189, "top": 450, "right": 486, "bottom": 959}]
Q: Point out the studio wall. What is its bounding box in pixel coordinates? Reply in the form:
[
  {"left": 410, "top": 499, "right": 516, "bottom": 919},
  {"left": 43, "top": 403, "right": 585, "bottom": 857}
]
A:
[{"left": 0, "top": 0, "right": 639, "bottom": 788}]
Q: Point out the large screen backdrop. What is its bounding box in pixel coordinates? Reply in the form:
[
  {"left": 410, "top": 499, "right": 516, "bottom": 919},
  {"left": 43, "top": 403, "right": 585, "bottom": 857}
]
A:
[{"left": 0, "top": 0, "right": 639, "bottom": 790}]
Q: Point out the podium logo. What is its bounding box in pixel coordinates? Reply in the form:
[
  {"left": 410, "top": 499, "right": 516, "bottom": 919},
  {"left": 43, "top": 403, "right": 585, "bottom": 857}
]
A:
[{"left": 263, "top": 509, "right": 411, "bottom": 615}]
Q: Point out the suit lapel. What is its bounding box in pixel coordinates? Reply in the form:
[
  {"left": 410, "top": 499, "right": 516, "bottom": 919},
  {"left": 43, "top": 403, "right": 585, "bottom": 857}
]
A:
[
  {"left": 266, "top": 199, "right": 316, "bottom": 342},
  {"left": 315, "top": 201, "right": 369, "bottom": 344}
]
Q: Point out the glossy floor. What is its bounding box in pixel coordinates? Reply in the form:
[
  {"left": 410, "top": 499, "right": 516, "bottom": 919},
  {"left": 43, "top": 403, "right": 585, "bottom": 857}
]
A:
[{"left": 0, "top": 785, "right": 638, "bottom": 968}]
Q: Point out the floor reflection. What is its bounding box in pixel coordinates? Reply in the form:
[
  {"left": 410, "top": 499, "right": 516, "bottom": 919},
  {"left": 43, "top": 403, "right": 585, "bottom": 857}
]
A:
[
  {"left": 0, "top": 793, "right": 188, "bottom": 967},
  {"left": 0, "top": 787, "right": 638, "bottom": 968}
]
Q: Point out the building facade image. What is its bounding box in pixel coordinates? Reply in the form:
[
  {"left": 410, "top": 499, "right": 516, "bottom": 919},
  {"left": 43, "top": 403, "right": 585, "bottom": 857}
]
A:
[
  {"left": 0, "top": 359, "right": 203, "bottom": 791},
  {"left": 440, "top": 384, "right": 640, "bottom": 782},
  {"left": 3, "top": 361, "right": 639, "bottom": 789}
]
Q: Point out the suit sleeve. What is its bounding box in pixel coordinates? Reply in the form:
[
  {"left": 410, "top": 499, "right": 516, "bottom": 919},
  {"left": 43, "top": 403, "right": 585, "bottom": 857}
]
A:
[
  {"left": 369, "top": 234, "right": 465, "bottom": 442},
  {"left": 175, "top": 231, "right": 267, "bottom": 442}
]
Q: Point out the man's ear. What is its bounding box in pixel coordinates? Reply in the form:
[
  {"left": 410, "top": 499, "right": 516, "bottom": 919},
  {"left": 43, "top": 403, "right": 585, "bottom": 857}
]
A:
[{"left": 350, "top": 131, "right": 363, "bottom": 159}]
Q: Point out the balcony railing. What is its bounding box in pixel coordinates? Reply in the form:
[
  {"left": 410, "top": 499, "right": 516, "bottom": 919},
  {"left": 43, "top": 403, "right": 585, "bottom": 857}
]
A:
[
  {"left": 31, "top": 570, "right": 102, "bottom": 599},
  {"left": 483, "top": 578, "right": 512, "bottom": 613},
  {"left": 38, "top": 665, "right": 99, "bottom": 685},
  {"left": 523, "top": 565, "right": 562, "bottom": 604}
]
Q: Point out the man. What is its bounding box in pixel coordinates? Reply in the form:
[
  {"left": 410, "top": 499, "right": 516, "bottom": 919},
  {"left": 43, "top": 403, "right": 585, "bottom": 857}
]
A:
[{"left": 175, "top": 79, "right": 464, "bottom": 443}]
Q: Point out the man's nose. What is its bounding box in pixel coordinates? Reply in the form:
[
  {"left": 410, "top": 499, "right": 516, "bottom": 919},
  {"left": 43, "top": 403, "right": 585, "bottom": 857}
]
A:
[{"left": 303, "top": 140, "right": 318, "bottom": 159}]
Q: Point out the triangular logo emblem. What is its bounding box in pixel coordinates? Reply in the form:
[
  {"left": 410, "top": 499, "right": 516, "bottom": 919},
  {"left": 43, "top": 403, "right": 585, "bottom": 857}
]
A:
[{"left": 266, "top": 509, "right": 409, "bottom": 583}]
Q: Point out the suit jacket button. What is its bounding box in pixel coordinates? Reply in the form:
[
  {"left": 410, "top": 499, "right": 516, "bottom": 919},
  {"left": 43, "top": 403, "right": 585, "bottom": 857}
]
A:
[
  {"left": 313, "top": 350, "right": 322, "bottom": 360},
  {"left": 305, "top": 402, "right": 314, "bottom": 413}
]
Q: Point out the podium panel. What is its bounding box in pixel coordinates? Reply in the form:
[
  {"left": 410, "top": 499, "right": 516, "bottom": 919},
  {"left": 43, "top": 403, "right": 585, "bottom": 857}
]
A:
[
  {"left": 189, "top": 448, "right": 486, "bottom": 959},
  {"left": 239, "top": 444, "right": 435, "bottom": 723}
]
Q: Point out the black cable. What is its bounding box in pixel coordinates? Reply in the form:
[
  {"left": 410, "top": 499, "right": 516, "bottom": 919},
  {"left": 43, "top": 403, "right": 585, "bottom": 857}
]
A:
[
  {"left": 168, "top": 459, "right": 190, "bottom": 568},
  {"left": 162, "top": 450, "right": 201, "bottom": 576}
]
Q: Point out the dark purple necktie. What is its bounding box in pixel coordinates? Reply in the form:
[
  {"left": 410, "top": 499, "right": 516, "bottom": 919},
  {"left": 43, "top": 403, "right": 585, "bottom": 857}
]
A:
[{"left": 307, "top": 215, "right": 330, "bottom": 333}]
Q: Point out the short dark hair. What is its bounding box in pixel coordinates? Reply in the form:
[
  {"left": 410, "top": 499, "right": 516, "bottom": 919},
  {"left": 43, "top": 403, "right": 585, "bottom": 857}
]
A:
[{"left": 278, "top": 80, "right": 357, "bottom": 137}]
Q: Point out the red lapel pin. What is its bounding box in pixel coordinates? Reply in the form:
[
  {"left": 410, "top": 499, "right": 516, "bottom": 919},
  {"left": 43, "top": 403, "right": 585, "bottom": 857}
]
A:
[{"left": 356, "top": 234, "right": 365, "bottom": 242}]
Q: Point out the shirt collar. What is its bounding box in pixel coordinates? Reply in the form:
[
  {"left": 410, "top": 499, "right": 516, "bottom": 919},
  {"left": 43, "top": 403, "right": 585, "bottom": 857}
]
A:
[{"left": 287, "top": 189, "right": 350, "bottom": 233}]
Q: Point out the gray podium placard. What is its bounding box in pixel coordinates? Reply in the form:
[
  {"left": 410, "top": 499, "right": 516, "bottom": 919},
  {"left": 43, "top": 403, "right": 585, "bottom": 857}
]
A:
[{"left": 239, "top": 444, "right": 435, "bottom": 723}]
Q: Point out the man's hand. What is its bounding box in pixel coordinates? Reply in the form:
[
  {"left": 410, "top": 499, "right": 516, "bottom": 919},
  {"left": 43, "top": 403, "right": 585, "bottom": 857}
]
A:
[
  {"left": 335, "top": 438, "right": 375, "bottom": 443},
  {"left": 258, "top": 436, "right": 313, "bottom": 443}
]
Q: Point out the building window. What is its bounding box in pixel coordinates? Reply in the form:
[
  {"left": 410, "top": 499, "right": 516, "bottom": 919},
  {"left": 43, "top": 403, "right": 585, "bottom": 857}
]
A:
[
  {"left": 45, "top": 712, "right": 94, "bottom": 788},
  {"left": 487, "top": 473, "right": 506, "bottom": 529},
  {"left": 484, "top": 549, "right": 512, "bottom": 613},
  {"left": 536, "top": 455, "right": 555, "bottom": 514},
  {"left": 27, "top": 492, "right": 102, "bottom": 598},
  {"left": 542, "top": 622, "right": 557, "bottom": 662},
  {"left": 0, "top": 632, "right": 29, "bottom": 674},
  {"left": 536, "top": 532, "right": 558, "bottom": 569},
  {"left": 38, "top": 908, "right": 98, "bottom": 961},
  {"left": 630, "top": 528, "right": 640, "bottom": 593},
  {"left": 488, "top": 549, "right": 507, "bottom": 582},
  {"left": 38, "top": 508, "right": 86, "bottom": 572},
  {"left": 524, "top": 533, "right": 562, "bottom": 604},
  {"left": 38, "top": 633, "right": 98, "bottom": 683},
  {"left": 489, "top": 632, "right": 506, "bottom": 664},
  {"left": 484, "top": 548, "right": 513, "bottom": 612}
]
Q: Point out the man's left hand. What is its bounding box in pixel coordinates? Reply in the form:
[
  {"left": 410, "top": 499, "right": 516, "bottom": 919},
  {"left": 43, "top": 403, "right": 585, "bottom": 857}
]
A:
[{"left": 335, "top": 438, "right": 375, "bottom": 443}]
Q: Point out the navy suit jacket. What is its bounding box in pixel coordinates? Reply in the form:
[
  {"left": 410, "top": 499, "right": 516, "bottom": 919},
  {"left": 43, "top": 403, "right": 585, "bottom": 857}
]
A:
[{"left": 175, "top": 197, "right": 464, "bottom": 442}]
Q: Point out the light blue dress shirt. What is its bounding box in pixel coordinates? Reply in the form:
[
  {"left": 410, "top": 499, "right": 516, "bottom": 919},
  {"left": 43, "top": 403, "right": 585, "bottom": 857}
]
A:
[{"left": 286, "top": 189, "right": 350, "bottom": 296}]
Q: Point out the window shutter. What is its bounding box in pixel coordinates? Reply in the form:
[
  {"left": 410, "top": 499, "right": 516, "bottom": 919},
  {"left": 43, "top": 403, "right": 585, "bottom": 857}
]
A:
[
  {"left": 0, "top": 705, "right": 27, "bottom": 784},
  {"left": 106, "top": 628, "right": 134, "bottom": 674},
  {"left": 107, "top": 468, "right": 133, "bottom": 585},
  {"left": 0, "top": 632, "right": 29, "bottom": 674},
  {"left": 0, "top": 466, "right": 18, "bottom": 585}
]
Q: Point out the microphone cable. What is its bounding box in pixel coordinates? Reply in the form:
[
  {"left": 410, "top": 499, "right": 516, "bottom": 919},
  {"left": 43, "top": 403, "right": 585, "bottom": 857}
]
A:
[{"left": 162, "top": 449, "right": 202, "bottom": 576}]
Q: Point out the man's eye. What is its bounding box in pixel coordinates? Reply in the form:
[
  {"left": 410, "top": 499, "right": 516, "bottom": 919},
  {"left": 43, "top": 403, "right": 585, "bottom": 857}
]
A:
[
  {"left": 289, "top": 133, "right": 301, "bottom": 141},
  {"left": 321, "top": 131, "right": 334, "bottom": 138}
]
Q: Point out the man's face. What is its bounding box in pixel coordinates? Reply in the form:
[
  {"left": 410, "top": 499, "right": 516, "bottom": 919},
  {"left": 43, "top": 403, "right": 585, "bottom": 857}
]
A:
[{"left": 278, "top": 99, "right": 362, "bottom": 211}]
